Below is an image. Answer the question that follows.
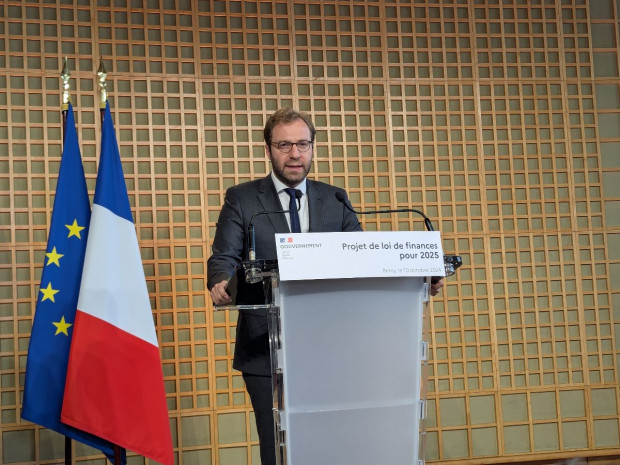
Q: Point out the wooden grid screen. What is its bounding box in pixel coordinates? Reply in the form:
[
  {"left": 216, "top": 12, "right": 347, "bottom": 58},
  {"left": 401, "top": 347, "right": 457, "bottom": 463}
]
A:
[{"left": 1, "top": 1, "right": 620, "bottom": 464}]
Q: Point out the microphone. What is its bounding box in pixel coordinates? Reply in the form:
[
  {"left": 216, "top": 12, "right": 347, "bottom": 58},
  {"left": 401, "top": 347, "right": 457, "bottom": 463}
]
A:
[
  {"left": 335, "top": 192, "right": 462, "bottom": 282},
  {"left": 245, "top": 190, "right": 303, "bottom": 284},
  {"left": 335, "top": 191, "right": 434, "bottom": 231}
]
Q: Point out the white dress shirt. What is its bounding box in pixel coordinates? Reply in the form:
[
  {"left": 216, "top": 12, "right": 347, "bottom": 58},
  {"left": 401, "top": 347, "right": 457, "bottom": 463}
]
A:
[{"left": 270, "top": 172, "right": 309, "bottom": 233}]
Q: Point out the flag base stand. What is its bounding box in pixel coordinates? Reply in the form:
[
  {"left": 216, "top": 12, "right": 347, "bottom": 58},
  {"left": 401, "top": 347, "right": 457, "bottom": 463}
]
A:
[
  {"left": 65, "top": 436, "right": 71, "bottom": 465},
  {"left": 114, "top": 445, "right": 123, "bottom": 465}
]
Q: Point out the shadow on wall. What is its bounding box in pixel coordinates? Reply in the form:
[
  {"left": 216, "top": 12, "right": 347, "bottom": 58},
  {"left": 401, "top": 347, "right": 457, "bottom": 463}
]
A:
[{"left": 525, "top": 457, "right": 620, "bottom": 465}]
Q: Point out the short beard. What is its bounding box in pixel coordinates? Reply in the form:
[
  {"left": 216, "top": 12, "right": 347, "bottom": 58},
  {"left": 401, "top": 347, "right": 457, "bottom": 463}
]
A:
[{"left": 269, "top": 151, "right": 312, "bottom": 187}]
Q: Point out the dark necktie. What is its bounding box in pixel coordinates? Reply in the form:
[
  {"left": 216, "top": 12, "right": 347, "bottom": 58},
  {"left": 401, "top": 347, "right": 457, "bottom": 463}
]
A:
[{"left": 285, "top": 188, "right": 302, "bottom": 233}]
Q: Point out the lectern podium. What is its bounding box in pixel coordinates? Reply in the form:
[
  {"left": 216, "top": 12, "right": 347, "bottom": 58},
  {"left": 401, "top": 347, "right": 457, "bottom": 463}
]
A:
[{"left": 219, "top": 231, "right": 447, "bottom": 465}]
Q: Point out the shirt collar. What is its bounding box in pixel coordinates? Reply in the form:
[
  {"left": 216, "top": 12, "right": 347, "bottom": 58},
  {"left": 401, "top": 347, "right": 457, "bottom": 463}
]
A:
[{"left": 270, "top": 172, "right": 307, "bottom": 195}]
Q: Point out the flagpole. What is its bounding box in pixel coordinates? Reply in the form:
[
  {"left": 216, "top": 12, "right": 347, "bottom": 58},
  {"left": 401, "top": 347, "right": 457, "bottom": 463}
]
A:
[
  {"left": 97, "top": 59, "right": 107, "bottom": 122},
  {"left": 61, "top": 57, "right": 70, "bottom": 138},
  {"left": 97, "top": 57, "right": 125, "bottom": 465},
  {"left": 60, "top": 56, "right": 73, "bottom": 465}
]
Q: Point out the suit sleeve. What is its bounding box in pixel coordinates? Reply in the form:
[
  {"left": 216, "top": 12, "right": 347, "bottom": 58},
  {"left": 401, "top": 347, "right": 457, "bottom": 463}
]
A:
[{"left": 207, "top": 187, "right": 246, "bottom": 290}]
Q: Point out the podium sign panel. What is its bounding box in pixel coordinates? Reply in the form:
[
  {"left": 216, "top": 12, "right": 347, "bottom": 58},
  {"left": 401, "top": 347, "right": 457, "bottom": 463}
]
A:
[
  {"left": 275, "top": 230, "right": 444, "bottom": 281},
  {"left": 272, "top": 231, "right": 441, "bottom": 465}
]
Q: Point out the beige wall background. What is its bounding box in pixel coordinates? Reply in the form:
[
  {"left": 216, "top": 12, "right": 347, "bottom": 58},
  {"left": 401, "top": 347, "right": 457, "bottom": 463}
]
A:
[{"left": 1, "top": 0, "right": 620, "bottom": 464}]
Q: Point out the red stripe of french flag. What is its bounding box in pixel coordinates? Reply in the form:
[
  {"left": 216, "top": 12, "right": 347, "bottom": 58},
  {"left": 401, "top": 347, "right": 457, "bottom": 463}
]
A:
[{"left": 62, "top": 205, "right": 173, "bottom": 465}]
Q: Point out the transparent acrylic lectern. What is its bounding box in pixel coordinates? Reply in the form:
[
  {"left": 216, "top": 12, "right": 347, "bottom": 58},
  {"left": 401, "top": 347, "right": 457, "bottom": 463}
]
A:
[{"left": 215, "top": 250, "right": 457, "bottom": 465}]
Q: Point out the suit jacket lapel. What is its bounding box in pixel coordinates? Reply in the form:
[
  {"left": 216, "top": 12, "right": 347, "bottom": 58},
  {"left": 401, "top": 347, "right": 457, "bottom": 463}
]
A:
[
  {"left": 307, "top": 181, "right": 325, "bottom": 232},
  {"left": 257, "top": 176, "right": 289, "bottom": 233}
]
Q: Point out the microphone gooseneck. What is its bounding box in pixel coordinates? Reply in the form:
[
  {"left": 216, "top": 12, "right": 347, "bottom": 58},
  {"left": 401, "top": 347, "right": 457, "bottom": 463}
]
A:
[
  {"left": 335, "top": 191, "right": 463, "bottom": 282},
  {"left": 245, "top": 191, "right": 303, "bottom": 283},
  {"left": 335, "top": 191, "right": 434, "bottom": 231},
  {"left": 248, "top": 190, "right": 303, "bottom": 248}
]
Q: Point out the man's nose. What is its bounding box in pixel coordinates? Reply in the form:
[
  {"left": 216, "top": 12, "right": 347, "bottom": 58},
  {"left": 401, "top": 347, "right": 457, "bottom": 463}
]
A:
[{"left": 289, "top": 145, "right": 301, "bottom": 157}]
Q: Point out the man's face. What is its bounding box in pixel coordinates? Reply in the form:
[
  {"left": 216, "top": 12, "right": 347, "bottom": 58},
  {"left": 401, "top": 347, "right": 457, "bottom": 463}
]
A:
[{"left": 266, "top": 119, "right": 313, "bottom": 188}]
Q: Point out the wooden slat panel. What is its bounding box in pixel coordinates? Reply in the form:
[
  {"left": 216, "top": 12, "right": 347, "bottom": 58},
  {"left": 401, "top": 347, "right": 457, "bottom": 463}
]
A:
[{"left": 0, "top": 1, "right": 618, "bottom": 464}]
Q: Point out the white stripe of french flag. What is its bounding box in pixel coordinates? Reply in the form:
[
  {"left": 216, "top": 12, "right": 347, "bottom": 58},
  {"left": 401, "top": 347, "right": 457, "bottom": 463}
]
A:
[{"left": 62, "top": 102, "right": 173, "bottom": 465}]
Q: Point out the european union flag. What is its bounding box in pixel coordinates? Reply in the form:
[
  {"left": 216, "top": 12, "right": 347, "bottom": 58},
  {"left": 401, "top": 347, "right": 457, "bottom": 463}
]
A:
[{"left": 22, "top": 104, "right": 122, "bottom": 463}]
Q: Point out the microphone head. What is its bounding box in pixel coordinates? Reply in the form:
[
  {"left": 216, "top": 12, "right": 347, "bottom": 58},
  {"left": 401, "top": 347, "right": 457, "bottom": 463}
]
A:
[
  {"left": 295, "top": 189, "right": 303, "bottom": 200},
  {"left": 334, "top": 191, "right": 346, "bottom": 203}
]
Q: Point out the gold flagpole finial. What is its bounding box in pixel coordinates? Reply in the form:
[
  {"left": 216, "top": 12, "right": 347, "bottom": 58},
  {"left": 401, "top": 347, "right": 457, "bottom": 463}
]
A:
[
  {"left": 97, "top": 59, "right": 108, "bottom": 109},
  {"left": 61, "top": 57, "right": 71, "bottom": 111}
]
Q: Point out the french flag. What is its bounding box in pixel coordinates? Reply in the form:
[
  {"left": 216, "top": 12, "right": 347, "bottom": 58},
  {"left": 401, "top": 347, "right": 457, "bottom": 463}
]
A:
[{"left": 61, "top": 102, "right": 173, "bottom": 465}]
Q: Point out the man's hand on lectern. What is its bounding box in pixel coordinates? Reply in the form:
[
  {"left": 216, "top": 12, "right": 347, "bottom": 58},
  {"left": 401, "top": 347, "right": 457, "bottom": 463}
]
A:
[
  {"left": 210, "top": 280, "right": 232, "bottom": 306},
  {"left": 430, "top": 278, "right": 444, "bottom": 296}
]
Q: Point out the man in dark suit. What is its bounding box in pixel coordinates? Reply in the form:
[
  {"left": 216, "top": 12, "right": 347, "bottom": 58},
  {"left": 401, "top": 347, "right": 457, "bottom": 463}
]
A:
[{"left": 207, "top": 108, "right": 443, "bottom": 464}]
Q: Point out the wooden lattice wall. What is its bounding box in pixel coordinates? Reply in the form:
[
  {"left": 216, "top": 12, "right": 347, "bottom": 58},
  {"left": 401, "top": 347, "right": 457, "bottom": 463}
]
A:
[{"left": 1, "top": 1, "right": 620, "bottom": 464}]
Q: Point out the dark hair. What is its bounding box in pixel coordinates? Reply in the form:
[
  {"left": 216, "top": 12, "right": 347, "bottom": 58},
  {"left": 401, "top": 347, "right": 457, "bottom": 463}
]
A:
[{"left": 263, "top": 108, "right": 316, "bottom": 146}]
